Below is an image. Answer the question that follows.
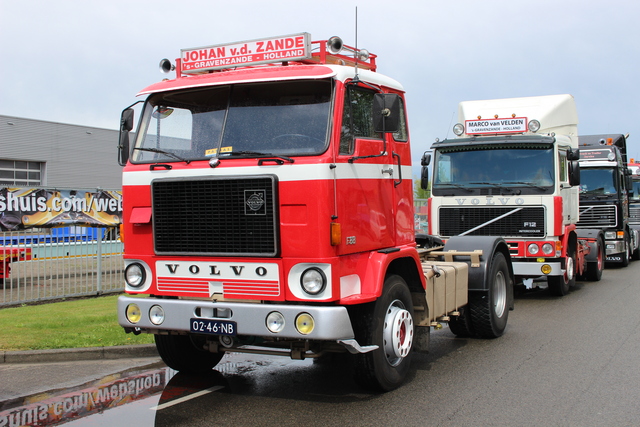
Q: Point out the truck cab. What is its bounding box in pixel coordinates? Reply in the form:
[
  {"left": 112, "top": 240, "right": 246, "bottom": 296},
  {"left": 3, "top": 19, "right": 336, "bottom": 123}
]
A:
[
  {"left": 116, "top": 33, "right": 514, "bottom": 391},
  {"left": 427, "top": 95, "right": 603, "bottom": 295},
  {"left": 577, "top": 134, "right": 637, "bottom": 265}
]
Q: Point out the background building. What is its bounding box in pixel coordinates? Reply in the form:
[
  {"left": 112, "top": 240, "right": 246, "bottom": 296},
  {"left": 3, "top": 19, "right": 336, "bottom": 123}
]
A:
[{"left": 0, "top": 115, "right": 121, "bottom": 189}]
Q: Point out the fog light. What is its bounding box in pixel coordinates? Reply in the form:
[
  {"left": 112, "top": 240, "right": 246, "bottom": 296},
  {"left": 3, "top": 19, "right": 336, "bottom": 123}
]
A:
[
  {"left": 541, "top": 264, "right": 552, "bottom": 275},
  {"left": 125, "top": 263, "right": 145, "bottom": 288},
  {"left": 542, "top": 243, "right": 554, "bottom": 255},
  {"left": 528, "top": 243, "right": 539, "bottom": 255},
  {"left": 266, "top": 311, "right": 285, "bottom": 333},
  {"left": 295, "top": 313, "right": 315, "bottom": 335},
  {"left": 149, "top": 305, "right": 165, "bottom": 325},
  {"left": 126, "top": 303, "right": 141, "bottom": 324}
]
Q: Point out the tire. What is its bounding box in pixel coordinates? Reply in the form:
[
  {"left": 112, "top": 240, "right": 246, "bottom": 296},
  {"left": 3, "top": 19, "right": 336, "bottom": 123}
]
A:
[
  {"left": 585, "top": 238, "right": 604, "bottom": 281},
  {"left": 548, "top": 239, "right": 576, "bottom": 296},
  {"left": 352, "top": 275, "right": 414, "bottom": 392},
  {"left": 621, "top": 234, "right": 631, "bottom": 267},
  {"left": 155, "top": 334, "right": 224, "bottom": 373},
  {"left": 448, "top": 306, "right": 474, "bottom": 338},
  {"left": 468, "top": 252, "right": 510, "bottom": 338}
]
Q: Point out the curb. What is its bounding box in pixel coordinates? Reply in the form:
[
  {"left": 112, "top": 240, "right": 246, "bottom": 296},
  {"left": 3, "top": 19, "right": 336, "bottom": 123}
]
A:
[{"left": 0, "top": 344, "right": 159, "bottom": 364}]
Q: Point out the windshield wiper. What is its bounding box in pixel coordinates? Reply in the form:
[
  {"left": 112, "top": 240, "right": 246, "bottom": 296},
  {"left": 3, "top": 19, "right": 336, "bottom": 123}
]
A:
[
  {"left": 434, "top": 183, "right": 473, "bottom": 192},
  {"left": 134, "top": 147, "right": 191, "bottom": 164},
  {"left": 502, "top": 181, "right": 549, "bottom": 191},
  {"left": 468, "top": 181, "right": 523, "bottom": 195},
  {"left": 221, "top": 151, "right": 294, "bottom": 163}
]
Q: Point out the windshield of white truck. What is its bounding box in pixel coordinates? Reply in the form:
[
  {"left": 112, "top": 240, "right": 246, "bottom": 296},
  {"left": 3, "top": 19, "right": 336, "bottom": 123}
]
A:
[
  {"left": 579, "top": 168, "right": 618, "bottom": 197},
  {"left": 131, "top": 80, "right": 332, "bottom": 163},
  {"left": 432, "top": 145, "right": 554, "bottom": 195}
]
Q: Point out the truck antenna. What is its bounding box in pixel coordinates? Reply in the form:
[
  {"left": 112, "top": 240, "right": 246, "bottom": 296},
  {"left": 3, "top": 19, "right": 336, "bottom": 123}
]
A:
[{"left": 354, "top": 6, "right": 360, "bottom": 81}]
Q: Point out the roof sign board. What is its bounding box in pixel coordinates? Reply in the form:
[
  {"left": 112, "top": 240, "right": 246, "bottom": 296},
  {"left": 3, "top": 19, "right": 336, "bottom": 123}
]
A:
[
  {"left": 181, "top": 33, "right": 312, "bottom": 73},
  {"left": 465, "top": 117, "right": 528, "bottom": 135}
]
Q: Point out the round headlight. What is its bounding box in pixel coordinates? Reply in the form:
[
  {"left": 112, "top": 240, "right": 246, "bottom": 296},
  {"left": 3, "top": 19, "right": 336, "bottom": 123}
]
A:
[
  {"left": 125, "top": 263, "right": 146, "bottom": 288},
  {"left": 542, "top": 243, "right": 554, "bottom": 255},
  {"left": 300, "top": 267, "right": 326, "bottom": 295},
  {"left": 528, "top": 243, "right": 540, "bottom": 255},
  {"left": 295, "top": 313, "right": 315, "bottom": 335},
  {"left": 266, "top": 311, "right": 285, "bottom": 333},
  {"left": 126, "top": 303, "right": 141, "bottom": 324},
  {"left": 149, "top": 305, "right": 165, "bottom": 325},
  {"left": 528, "top": 119, "right": 541, "bottom": 132},
  {"left": 453, "top": 123, "right": 465, "bottom": 136}
]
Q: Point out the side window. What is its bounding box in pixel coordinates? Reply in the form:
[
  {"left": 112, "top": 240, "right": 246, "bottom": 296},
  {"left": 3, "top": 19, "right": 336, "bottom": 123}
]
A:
[
  {"left": 340, "top": 86, "right": 380, "bottom": 154},
  {"left": 559, "top": 151, "right": 567, "bottom": 182},
  {"left": 393, "top": 99, "right": 408, "bottom": 142}
]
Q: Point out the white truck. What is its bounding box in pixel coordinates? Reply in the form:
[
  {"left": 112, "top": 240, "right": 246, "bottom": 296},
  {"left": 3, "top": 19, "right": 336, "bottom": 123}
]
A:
[{"left": 425, "top": 95, "right": 604, "bottom": 296}]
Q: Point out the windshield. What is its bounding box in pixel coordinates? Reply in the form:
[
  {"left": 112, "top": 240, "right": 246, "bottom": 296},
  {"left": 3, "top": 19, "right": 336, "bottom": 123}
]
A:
[
  {"left": 132, "top": 80, "right": 333, "bottom": 163},
  {"left": 579, "top": 168, "right": 617, "bottom": 196},
  {"left": 631, "top": 179, "right": 640, "bottom": 202},
  {"left": 432, "top": 145, "right": 555, "bottom": 194}
]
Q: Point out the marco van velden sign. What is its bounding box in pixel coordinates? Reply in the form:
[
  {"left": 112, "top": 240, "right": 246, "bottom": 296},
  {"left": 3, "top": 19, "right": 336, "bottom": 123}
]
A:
[
  {"left": 181, "top": 32, "right": 311, "bottom": 73},
  {"left": 465, "top": 117, "right": 528, "bottom": 135},
  {"left": 0, "top": 187, "right": 122, "bottom": 231}
]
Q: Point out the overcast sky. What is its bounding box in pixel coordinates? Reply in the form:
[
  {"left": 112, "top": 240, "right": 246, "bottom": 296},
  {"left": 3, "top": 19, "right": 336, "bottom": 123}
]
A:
[{"left": 2, "top": 0, "right": 640, "bottom": 167}]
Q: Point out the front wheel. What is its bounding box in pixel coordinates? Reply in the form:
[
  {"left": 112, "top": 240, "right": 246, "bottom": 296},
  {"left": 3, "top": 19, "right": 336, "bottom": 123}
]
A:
[
  {"left": 352, "top": 275, "right": 414, "bottom": 392},
  {"left": 548, "top": 239, "right": 576, "bottom": 296},
  {"left": 585, "top": 238, "right": 604, "bottom": 281},
  {"left": 155, "top": 334, "right": 224, "bottom": 374},
  {"left": 469, "top": 252, "right": 510, "bottom": 338}
]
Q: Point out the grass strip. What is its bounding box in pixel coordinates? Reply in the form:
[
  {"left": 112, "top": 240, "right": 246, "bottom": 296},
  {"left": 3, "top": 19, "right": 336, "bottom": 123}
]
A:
[{"left": 0, "top": 294, "right": 154, "bottom": 351}]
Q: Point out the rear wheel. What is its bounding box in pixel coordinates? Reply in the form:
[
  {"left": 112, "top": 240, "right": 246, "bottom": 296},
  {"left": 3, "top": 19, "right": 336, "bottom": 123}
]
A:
[
  {"left": 448, "top": 306, "right": 474, "bottom": 337},
  {"left": 155, "top": 334, "right": 224, "bottom": 373},
  {"left": 352, "top": 275, "right": 414, "bottom": 392},
  {"left": 548, "top": 239, "right": 576, "bottom": 296},
  {"left": 469, "top": 252, "right": 510, "bottom": 338}
]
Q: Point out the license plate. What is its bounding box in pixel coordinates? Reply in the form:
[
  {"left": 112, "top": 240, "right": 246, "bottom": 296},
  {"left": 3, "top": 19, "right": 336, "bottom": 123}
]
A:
[{"left": 190, "top": 318, "right": 237, "bottom": 336}]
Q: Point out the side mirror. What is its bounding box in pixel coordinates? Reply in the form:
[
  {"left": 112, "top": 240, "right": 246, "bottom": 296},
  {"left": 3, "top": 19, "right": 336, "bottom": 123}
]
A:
[
  {"left": 118, "top": 108, "right": 135, "bottom": 166},
  {"left": 421, "top": 167, "right": 430, "bottom": 190},
  {"left": 567, "top": 148, "right": 580, "bottom": 161},
  {"left": 569, "top": 160, "right": 580, "bottom": 186},
  {"left": 372, "top": 93, "right": 401, "bottom": 133},
  {"left": 421, "top": 152, "right": 431, "bottom": 166}
]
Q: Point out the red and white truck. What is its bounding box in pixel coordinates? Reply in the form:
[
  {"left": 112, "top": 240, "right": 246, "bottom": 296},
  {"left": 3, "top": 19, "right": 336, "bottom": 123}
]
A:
[
  {"left": 426, "top": 95, "right": 605, "bottom": 296},
  {"left": 116, "top": 33, "right": 514, "bottom": 391}
]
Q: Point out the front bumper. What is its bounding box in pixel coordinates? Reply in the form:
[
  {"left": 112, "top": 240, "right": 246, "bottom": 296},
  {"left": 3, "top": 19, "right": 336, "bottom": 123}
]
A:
[
  {"left": 605, "top": 239, "right": 626, "bottom": 256},
  {"left": 511, "top": 260, "right": 563, "bottom": 277},
  {"left": 117, "top": 296, "right": 355, "bottom": 341}
]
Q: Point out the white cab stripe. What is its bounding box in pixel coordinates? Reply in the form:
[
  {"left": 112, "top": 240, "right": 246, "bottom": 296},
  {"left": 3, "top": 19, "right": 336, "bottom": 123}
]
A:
[{"left": 123, "top": 163, "right": 412, "bottom": 185}]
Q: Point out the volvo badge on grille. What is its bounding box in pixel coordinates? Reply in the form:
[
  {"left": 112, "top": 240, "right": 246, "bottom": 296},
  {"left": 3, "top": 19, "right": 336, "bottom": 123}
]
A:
[{"left": 245, "top": 190, "right": 266, "bottom": 215}]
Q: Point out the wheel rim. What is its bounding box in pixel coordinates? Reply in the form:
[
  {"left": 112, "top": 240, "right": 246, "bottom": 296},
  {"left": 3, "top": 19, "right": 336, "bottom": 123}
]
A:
[
  {"left": 597, "top": 245, "right": 604, "bottom": 271},
  {"left": 383, "top": 300, "right": 413, "bottom": 367},
  {"left": 566, "top": 253, "right": 575, "bottom": 282},
  {"left": 493, "top": 270, "right": 507, "bottom": 318}
]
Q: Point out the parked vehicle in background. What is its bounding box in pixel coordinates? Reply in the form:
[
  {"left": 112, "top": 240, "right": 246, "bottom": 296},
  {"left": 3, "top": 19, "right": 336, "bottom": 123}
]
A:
[
  {"left": 627, "top": 158, "right": 640, "bottom": 259},
  {"left": 577, "top": 134, "right": 638, "bottom": 265},
  {"left": 426, "top": 95, "right": 605, "bottom": 296}
]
